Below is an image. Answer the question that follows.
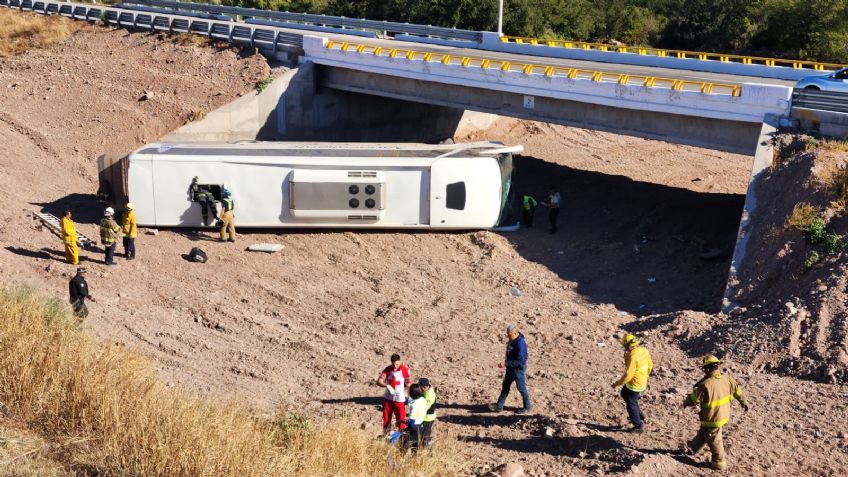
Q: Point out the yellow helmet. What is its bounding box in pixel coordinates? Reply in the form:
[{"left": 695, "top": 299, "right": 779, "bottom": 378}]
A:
[
  {"left": 702, "top": 355, "right": 721, "bottom": 367},
  {"left": 620, "top": 334, "right": 639, "bottom": 348}
]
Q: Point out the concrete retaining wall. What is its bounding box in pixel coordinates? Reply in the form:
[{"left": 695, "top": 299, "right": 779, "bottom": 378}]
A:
[
  {"left": 479, "top": 32, "right": 831, "bottom": 82},
  {"left": 162, "top": 74, "right": 289, "bottom": 143},
  {"left": 303, "top": 36, "right": 792, "bottom": 125},
  {"left": 162, "top": 64, "right": 497, "bottom": 143},
  {"left": 722, "top": 116, "right": 779, "bottom": 311}
]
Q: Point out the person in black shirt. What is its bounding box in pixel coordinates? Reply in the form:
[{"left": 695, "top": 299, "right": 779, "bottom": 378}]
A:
[{"left": 68, "top": 267, "right": 95, "bottom": 319}]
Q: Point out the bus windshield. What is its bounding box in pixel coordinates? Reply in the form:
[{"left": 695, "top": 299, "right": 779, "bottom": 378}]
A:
[{"left": 495, "top": 153, "right": 516, "bottom": 227}]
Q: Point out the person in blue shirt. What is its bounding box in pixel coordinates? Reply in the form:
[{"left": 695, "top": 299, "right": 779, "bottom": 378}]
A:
[{"left": 489, "top": 325, "right": 532, "bottom": 414}]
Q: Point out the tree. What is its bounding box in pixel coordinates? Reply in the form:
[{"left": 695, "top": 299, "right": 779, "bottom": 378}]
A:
[
  {"left": 659, "top": 0, "right": 759, "bottom": 51},
  {"left": 753, "top": 0, "right": 848, "bottom": 62},
  {"left": 591, "top": 0, "right": 665, "bottom": 45}
]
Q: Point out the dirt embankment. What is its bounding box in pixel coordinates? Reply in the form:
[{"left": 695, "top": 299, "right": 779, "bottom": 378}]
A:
[
  {"left": 2, "top": 21, "right": 848, "bottom": 477},
  {"left": 716, "top": 136, "right": 848, "bottom": 383}
]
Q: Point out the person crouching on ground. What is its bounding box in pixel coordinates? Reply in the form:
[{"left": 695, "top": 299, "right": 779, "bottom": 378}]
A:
[
  {"left": 376, "top": 353, "right": 410, "bottom": 436},
  {"left": 418, "top": 377, "right": 437, "bottom": 447},
  {"left": 611, "top": 333, "right": 653, "bottom": 433}
]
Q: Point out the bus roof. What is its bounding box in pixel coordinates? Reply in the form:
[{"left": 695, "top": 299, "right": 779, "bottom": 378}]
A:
[{"left": 132, "top": 141, "right": 519, "bottom": 161}]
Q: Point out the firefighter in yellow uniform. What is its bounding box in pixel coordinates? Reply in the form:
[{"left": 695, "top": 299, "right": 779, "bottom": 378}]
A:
[
  {"left": 60, "top": 210, "right": 79, "bottom": 265},
  {"left": 684, "top": 355, "right": 749, "bottom": 471},
  {"left": 611, "top": 333, "right": 653, "bottom": 432},
  {"left": 220, "top": 189, "right": 236, "bottom": 242},
  {"left": 122, "top": 203, "right": 138, "bottom": 260}
]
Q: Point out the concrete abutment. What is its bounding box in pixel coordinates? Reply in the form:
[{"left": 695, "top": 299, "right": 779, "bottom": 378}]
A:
[{"left": 163, "top": 62, "right": 497, "bottom": 143}]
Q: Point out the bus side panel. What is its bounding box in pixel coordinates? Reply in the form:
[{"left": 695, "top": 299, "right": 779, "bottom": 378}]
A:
[
  {"left": 383, "top": 169, "right": 429, "bottom": 226},
  {"left": 430, "top": 158, "right": 501, "bottom": 229}
]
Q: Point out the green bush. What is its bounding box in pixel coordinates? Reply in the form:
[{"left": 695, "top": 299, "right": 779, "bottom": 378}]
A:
[
  {"left": 805, "top": 250, "right": 821, "bottom": 270},
  {"left": 256, "top": 77, "right": 273, "bottom": 93}
]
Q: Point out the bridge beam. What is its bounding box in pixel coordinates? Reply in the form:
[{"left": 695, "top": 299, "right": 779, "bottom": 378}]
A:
[{"left": 317, "top": 65, "right": 763, "bottom": 155}]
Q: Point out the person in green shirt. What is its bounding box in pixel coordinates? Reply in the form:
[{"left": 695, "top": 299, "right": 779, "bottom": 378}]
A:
[{"left": 521, "top": 194, "right": 538, "bottom": 228}]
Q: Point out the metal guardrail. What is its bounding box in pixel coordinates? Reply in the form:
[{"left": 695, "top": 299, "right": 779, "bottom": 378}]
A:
[
  {"left": 324, "top": 40, "right": 743, "bottom": 97},
  {"left": 0, "top": 0, "right": 304, "bottom": 51},
  {"left": 501, "top": 36, "right": 847, "bottom": 72},
  {"left": 792, "top": 89, "right": 848, "bottom": 113},
  {"left": 123, "top": 0, "right": 483, "bottom": 42}
]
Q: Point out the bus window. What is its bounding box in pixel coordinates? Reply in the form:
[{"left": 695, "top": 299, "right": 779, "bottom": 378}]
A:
[{"left": 446, "top": 182, "right": 466, "bottom": 210}]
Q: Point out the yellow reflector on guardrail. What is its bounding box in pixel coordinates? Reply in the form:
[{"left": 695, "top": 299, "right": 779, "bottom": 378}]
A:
[
  {"left": 499, "top": 35, "right": 846, "bottom": 71},
  {"left": 323, "top": 42, "right": 745, "bottom": 97}
]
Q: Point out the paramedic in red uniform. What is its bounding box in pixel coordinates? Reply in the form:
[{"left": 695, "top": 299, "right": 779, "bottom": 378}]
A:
[{"left": 376, "top": 353, "right": 411, "bottom": 436}]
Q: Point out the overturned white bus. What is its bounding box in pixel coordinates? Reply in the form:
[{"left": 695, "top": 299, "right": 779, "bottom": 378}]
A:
[{"left": 97, "top": 141, "right": 522, "bottom": 230}]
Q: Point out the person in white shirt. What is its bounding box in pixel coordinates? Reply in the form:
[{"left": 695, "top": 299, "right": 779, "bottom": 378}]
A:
[
  {"left": 541, "top": 187, "right": 561, "bottom": 234},
  {"left": 376, "top": 353, "right": 411, "bottom": 436}
]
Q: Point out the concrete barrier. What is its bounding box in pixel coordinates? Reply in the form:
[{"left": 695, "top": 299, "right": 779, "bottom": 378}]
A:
[
  {"left": 791, "top": 108, "right": 848, "bottom": 139},
  {"left": 479, "top": 32, "right": 828, "bottom": 82},
  {"left": 303, "top": 36, "right": 792, "bottom": 124},
  {"left": 394, "top": 34, "right": 481, "bottom": 49}
]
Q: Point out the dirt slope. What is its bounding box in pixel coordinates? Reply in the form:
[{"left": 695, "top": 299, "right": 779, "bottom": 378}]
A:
[
  {"left": 1, "top": 22, "right": 847, "bottom": 477},
  {"left": 719, "top": 136, "right": 848, "bottom": 383}
]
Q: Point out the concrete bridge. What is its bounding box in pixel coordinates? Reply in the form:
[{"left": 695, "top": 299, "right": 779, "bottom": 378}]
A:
[{"left": 301, "top": 37, "right": 792, "bottom": 154}]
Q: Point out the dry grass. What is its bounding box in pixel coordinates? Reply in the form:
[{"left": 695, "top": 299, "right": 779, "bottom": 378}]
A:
[
  {"left": 171, "top": 33, "right": 210, "bottom": 46},
  {"left": 187, "top": 108, "right": 207, "bottom": 123},
  {"left": 785, "top": 202, "right": 821, "bottom": 230},
  {"left": 815, "top": 154, "right": 848, "bottom": 203},
  {"left": 0, "top": 10, "right": 80, "bottom": 57},
  {"left": 0, "top": 422, "right": 68, "bottom": 477},
  {"left": 821, "top": 139, "right": 848, "bottom": 153},
  {"left": 0, "top": 288, "right": 466, "bottom": 477}
]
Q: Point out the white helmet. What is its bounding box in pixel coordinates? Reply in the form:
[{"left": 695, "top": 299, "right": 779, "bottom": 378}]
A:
[{"left": 104, "top": 207, "right": 115, "bottom": 217}]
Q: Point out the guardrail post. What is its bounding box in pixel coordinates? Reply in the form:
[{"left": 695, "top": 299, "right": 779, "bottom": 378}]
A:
[{"left": 272, "top": 31, "right": 278, "bottom": 55}]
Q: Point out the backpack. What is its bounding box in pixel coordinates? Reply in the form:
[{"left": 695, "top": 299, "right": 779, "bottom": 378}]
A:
[{"left": 188, "top": 247, "right": 208, "bottom": 263}]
